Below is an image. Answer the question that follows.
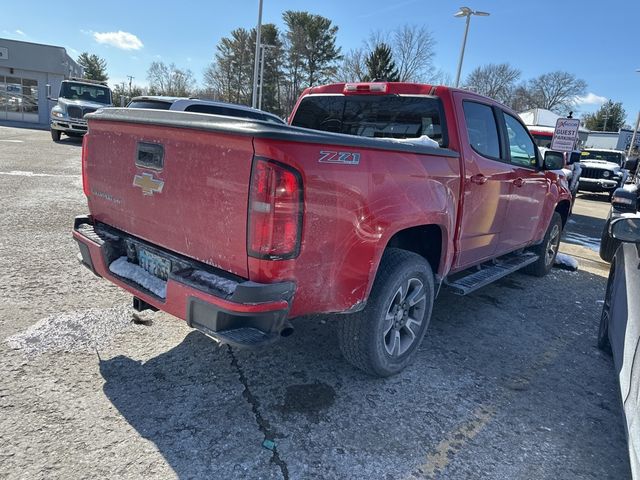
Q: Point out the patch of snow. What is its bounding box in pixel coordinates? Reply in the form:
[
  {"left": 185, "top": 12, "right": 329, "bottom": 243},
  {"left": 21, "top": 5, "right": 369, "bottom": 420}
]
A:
[
  {"left": 189, "top": 270, "right": 238, "bottom": 295},
  {"left": 378, "top": 135, "right": 440, "bottom": 148},
  {"left": 109, "top": 256, "right": 167, "bottom": 298},
  {"left": 0, "top": 170, "right": 79, "bottom": 178},
  {"left": 554, "top": 253, "right": 579, "bottom": 271},
  {"left": 562, "top": 231, "right": 600, "bottom": 252},
  {"left": 5, "top": 305, "right": 135, "bottom": 355}
]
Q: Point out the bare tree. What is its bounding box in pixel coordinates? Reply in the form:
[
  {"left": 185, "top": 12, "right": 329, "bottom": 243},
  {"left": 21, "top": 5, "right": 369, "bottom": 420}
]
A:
[
  {"left": 391, "top": 25, "right": 436, "bottom": 82},
  {"left": 526, "top": 71, "right": 587, "bottom": 114},
  {"left": 464, "top": 63, "right": 521, "bottom": 104},
  {"left": 147, "top": 61, "right": 195, "bottom": 96},
  {"left": 337, "top": 48, "right": 367, "bottom": 82},
  {"left": 429, "top": 68, "right": 453, "bottom": 86},
  {"left": 508, "top": 84, "right": 536, "bottom": 112}
]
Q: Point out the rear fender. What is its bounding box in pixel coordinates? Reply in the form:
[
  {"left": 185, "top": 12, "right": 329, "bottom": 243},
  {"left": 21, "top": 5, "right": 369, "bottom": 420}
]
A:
[{"left": 364, "top": 179, "right": 456, "bottom": 298}]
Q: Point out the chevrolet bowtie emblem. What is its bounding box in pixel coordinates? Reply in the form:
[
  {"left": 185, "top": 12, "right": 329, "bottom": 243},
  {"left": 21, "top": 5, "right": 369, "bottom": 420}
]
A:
[{"left": 133, "top": 173, "right": 164, "bottom": 196}]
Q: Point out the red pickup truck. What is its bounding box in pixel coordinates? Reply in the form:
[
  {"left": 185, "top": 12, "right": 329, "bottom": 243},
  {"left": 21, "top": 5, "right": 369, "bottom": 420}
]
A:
[{"left": 73, "top": 82, "right": 572, "bottom": 376}]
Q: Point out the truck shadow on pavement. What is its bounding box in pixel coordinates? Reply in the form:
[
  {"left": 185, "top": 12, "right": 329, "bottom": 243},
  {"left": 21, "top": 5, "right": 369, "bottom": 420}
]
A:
[{"left": 98, "top": 269, "right": 631, "bottom": 479}]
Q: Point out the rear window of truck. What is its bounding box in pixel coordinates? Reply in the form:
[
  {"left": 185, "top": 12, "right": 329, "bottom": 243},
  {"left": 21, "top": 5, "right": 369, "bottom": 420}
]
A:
[{"left": 291, "top": 95, "right": 447, "bottom": 147}]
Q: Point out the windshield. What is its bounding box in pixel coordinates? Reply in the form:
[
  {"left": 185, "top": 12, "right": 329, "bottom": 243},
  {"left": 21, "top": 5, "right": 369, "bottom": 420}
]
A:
[
  {"left": 581, "top": 150, "right": 624, "bottom": 164},
  {"left": 291, "top": 94, "right": 446, "bottom": 146},
  {"left": 59, "top": 82, "right": 111, "bottom": 105}
]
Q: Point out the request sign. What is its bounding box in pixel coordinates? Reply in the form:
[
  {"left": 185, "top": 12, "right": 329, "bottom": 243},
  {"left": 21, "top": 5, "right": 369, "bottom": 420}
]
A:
[{"left": 551, "top": 118, "right": 581, "bottom": 152}]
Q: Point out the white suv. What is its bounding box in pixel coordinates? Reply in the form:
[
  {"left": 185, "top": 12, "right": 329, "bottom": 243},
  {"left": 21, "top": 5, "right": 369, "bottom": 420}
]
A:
[{"left": 126, "top": 96, "right": 285, "bottom": 124}]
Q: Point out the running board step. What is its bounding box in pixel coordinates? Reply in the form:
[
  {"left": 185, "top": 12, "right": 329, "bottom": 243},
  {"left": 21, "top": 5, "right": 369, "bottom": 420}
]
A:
[{"left": 444, "top": 253, "right": 538, "bottom": 295}]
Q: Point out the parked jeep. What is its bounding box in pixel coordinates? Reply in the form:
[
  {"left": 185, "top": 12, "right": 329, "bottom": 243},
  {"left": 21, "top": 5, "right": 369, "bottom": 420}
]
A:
[
  {"left": 578, "top": 148, "right": 629, "bottom": 199},
  {"left": 49, "top": 78, "right": 113, "bottom": 142}
]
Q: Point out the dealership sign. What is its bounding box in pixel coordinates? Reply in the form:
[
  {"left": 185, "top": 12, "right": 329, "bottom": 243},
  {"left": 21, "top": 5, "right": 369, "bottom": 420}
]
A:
[{"left": 551, "top": 118, "right": 581, "bottom": 151}]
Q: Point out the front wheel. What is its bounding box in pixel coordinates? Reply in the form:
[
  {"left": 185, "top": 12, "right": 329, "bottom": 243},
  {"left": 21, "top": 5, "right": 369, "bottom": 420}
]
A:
[
  {"left": 523, "top": 212, "right": 563, "bottom": 277},
  {"left": 337, "top": 248, "right": 434, "bottom": 377},
  {"left": 50, "top": 129, "right": 61, "bottom": 142}
]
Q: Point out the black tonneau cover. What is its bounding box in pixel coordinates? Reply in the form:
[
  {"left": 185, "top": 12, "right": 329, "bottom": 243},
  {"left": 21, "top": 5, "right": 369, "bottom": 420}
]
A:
[{"left": 86, "top": 108, "right": 459, "bottom": 158}]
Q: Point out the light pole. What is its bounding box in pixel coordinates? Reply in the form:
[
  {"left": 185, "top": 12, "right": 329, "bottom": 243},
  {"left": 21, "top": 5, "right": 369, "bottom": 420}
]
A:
[
  {"left": 251, "top": 0, "right": 264, "bottom": 109},
  {"left": 628, "top": 69, "right": 640, "bottom": 163},
  {"left": 454, "top": 6, "right": 490, "bottom": 88}
]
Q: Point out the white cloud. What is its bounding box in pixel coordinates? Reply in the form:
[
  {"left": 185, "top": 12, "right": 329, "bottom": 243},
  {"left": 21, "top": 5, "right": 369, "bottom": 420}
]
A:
[
  {"left": 574, "top": 92, "right": 608, "bottom": 106},
  {"left": 93, "top": 31, "right": 143, "bottom": 50},
  {"left": 15, "top": 29, "right": 25, "bottom": 36}
]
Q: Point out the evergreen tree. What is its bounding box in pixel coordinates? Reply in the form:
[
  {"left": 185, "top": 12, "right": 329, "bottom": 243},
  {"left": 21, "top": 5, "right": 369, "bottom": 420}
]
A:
[
  {"left": 77, "top": 52, "right": 108, "bottom": 82},
  {"left": 583, "top": 100, "right": 627, "bottom": 132},
  {"left": 364, "top": 43, "right": 399, "bottom": 82},
  {"left": 282, "top": 11, "right": 342, "bottom": 111}
]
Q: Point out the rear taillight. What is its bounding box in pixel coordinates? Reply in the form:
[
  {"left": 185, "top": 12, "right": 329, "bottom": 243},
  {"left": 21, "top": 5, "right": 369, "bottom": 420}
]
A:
[
  {"left": 81, "top": 134, "right": 89, "bottom": 197},
  {"left": 248, "top": 158, "right": 303, "bottom": 260}
]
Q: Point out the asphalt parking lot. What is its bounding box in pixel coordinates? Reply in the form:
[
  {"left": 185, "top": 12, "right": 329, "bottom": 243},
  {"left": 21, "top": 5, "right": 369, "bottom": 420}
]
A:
[{"left": 0, "top": 126, "right": 632, "bottom": 479}]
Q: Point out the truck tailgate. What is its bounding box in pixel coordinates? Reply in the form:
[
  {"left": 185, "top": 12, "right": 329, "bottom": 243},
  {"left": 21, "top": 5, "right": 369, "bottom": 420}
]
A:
[{"left": 84, "top": 119, "right": 253, "bottom": 278}]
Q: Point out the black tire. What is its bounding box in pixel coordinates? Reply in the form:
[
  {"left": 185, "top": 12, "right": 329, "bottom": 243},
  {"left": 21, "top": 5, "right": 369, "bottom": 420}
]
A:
[
  {"left": 523, "top": 212, "right": 563, "bottom": 277},
  {"left": 598, "top": 264, "right": 615, "bottom": 354},
  {"left": 599, "top": 220, "right": 619, "bottom": 263},
  {"left": 337, "top": 248, "right": 435, "bottom": 377},
  {"left": 50, "top": 129, "right": 61, "bottom": 142}
]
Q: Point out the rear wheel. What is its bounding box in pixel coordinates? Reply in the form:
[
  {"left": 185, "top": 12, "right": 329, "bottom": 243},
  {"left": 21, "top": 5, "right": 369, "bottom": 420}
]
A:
[
  {"left": 337, "top": 248, "right": 434, "bottom": 377},
  {"left": 50, "top": 129, "right": 61, "bottom": 142},
  {"left": 523, "top": 212, "right": 563, "bottom": 277}
]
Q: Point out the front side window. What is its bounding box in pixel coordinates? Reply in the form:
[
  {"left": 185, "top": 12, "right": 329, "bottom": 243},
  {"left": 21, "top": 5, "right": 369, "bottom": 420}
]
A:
[
  {"left": 462, "top": 101, "right": 500, "bottom": 159},
  {"left": 504, "top": 113, "right": 537, "bottom": 168}
]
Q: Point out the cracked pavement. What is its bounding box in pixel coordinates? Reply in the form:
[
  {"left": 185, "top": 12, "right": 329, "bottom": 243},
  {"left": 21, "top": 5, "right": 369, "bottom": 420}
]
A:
[{"left": 0, "top": 126, "right": 632, "bottom": 479}]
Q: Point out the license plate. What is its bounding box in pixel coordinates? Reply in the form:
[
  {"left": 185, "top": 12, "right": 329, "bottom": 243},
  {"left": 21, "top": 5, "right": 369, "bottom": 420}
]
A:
[{"left": 138, "top": 248, "right": 171, "bottom": 280}]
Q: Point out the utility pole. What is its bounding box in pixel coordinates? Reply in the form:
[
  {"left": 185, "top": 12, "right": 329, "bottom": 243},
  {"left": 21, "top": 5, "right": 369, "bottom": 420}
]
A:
[
  {"left": 251, "top": 0, "right": 264, "bottom": 108},
  {"left": 127, "top": 75, "right": 134, "bottom": 97}
]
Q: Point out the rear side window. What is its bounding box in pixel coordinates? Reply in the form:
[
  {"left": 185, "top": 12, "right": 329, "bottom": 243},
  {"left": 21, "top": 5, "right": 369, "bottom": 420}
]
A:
[
  {"left": 184, "top": 104, "right": 283, "bottom": 124},
  {"left": 462, "top": 101, "right": 500, "bottom": 159},
  {"left": 291, "top": 95, "right": 447, "bottom": 146},
  {"left": 127, "top": 100, "right": 172, "bottom": 110}
]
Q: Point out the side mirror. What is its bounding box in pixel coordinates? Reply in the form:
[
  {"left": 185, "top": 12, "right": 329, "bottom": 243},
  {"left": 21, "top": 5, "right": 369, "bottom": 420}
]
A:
[
  {"left": 610, "top": 216, "right": 640, "bottom": 243},
  {"left": 568, "top": 151, "right": 581, "bottom": 164},
  {"left": 46, "top": 84, "right": 57, "bottom": 101},
  {"left": 611, "top": 186, "right": 638, "bottom": 212},
  {"left": 544, "top": 150, "right": 564, "bottom": 170}
]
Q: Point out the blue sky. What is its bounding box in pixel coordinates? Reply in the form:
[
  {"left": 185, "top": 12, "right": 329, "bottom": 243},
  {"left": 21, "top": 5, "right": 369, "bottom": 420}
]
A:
[{"left": 3, "top": 0, "right": 639, "bottom": 122}]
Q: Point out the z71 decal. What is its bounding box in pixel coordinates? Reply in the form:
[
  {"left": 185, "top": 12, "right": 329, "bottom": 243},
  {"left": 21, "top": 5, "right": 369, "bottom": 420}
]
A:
[{"left": 318, "top": 150, "right": 361, "bottom": 165}]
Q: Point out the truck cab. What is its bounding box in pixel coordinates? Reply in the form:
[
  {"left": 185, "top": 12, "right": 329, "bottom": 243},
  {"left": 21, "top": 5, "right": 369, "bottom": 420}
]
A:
[{"left": 49, "top": 78, "right": 112, "bottom": 141}]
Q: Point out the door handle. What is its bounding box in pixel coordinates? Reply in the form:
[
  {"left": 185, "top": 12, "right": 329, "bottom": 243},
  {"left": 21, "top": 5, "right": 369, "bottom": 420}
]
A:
[
  {"left": 513, "top": 178, "right": 525, "bottom": 187},
  {"left": 470, "top": 174, "right": 488, "bottom": 185}
]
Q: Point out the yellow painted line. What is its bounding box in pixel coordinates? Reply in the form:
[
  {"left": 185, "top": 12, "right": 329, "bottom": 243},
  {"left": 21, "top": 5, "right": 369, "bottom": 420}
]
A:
[
  {"left": 415, "top": 405, "right": 496, "bottom": 478},
  {"left": 411, "top": 340, "right": 566, "bottom": 478}
]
